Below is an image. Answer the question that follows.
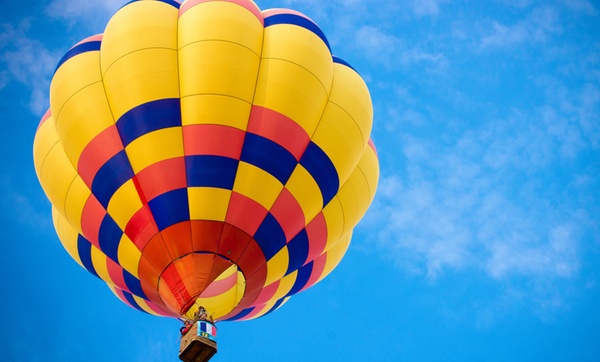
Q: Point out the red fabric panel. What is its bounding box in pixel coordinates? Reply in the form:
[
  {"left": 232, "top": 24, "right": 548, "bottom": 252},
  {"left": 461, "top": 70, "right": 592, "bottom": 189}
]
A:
[
  {"left": 270, "top": 187, "right": 306, "bottom": 242},
  {"left": 125, "top": 205, "right": 159, "bottom": 250},
  {"left": 37, "top": 109, "right": 52, "bottom": 130},
  {"left": 179, "top": 0, "right": 264, "bottom": 25},
  {"left": 253, "top": 280, "right": 279, "bottom": 305},
  {"left": 183, "top": 124, "right": 245, "bottom": 159},
  {"left": 80, "top": 194, "right": 105, "bottom": 248},
  {"left": 112, "top": 288, "right": 134, "bottom": 309},
  {"left": 161, "top": 221, "right": 193, "bottom": 260},
  {"left": 243, "top": 263, "right": 267, "bottom": 294},
  {"left": 247, "top": 106, "right": 310, "bottom": 161},
  {"left": 106, "top": 257, "right": 128, "bottom": 291},
  {"left": 205, "top": 256, "right": 234, "bottom": 288},
  {"left": 141, "top": 234, "right": 174, "bottom": 272},
  {"left": 77, "top": 125, "right": 124, "bottom": 188},
  {"left": 301, "top": 252, "right": 327, "bottom": 292},
  {"left": 138, "top": 256, "right": 162, "bottom": 303},
  {"left": 199, "top": 269, "right": 239, "bottom": 298},
  {"left": 158, "top": 263, "right": 190, "bottom": 313},
  {"left": 217, "top": 223, "right": 253, "bottom": 262},
  {"left": 225, "top": 192, "right": 268, "bottom": 236},
  {"left": 134, "top": 157, "right": 187, "bottom": 202},
  {"left": 305, "top": 212, "right": 328, "bottom": 263},
  {"left": 235, "top": 237, "right": 266, "bottom": 278},
  {"left": 368, "top": 137, "right": 377, "bottom": 154},
  {"left": 190, "top": 220, "right": 223, "bottom": 253}
]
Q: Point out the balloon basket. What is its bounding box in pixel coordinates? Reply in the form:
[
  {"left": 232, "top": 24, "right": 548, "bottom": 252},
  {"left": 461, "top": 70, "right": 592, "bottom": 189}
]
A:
[{"left": 179, "top": 321, "right": 218, "bottom": 362}]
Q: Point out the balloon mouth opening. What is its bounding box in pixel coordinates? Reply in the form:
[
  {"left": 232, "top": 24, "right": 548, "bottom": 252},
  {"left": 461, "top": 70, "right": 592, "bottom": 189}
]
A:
[
  {"left": 181, "top": 297, "right": 200, "bottom": 316},
  {"left": 156, "top": 252, "right": 246, "bottom": 320}
]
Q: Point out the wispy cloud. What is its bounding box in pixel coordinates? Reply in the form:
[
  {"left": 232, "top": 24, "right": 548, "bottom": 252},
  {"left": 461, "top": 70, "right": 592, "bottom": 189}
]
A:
[
  {"left": 361, "top": 86, "right": 598, "bottom": 304},
  {"left": 0, "top": 20, "right": 58, "bottom": 115},
  {"left": 558, "top": 0, "right": 598, "bottom": 15},
  {"left": 481, "top": 6, "right": 562, "bottom": 48},
  {"left": 45, "top": 0, "right": 123, "bottom": 31},
  {"left": 412, "top": 0, "right": 447, "bottom": 17},
  {"left": 354, "top": 25, "right": 447, "bottom": 71}
]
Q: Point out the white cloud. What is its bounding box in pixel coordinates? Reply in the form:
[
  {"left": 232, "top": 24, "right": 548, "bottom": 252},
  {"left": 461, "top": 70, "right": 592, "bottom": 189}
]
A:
[
  {"left": 481, "top": 6, "right": 562, "bottom": 48},
  {"left": 412, "top": 0, "right": 444, "bottom": 17},
  {"left": 354, "top": 25, "right": 446, "bottom": 71},
  {"left": 365, "top": 96, "right": 595, "bottom": 288},
  {"left": 45, "top": 0, "right": 123, "bottom": 31},
  {"left": 0, "top": 20, "right": 58, "bottom": 115},
  {"left": 558, "top": 0, "right": 598, "bottom": 14}
]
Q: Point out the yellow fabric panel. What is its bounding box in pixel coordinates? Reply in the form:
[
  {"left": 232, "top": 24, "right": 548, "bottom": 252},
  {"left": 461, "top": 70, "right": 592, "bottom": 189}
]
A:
[
  {"left": 33, "top": 115, "right": 59, "bottom": 179},
  {"left": 102, "top": 48, "right": 180, "bottom": 120},
  {"left": 107, "top": 179, "right": 143, "bottom": 229},
  {"left": 271, "top": 271, "right": 297, "bottom": 301},
  {"left": 132, "top": 295, "right": 160, "bottom": 315},
  {"left": 188, "top": 187, "right": 231, "bottom": 221},
  {"left": 253, "top": 58, "right": 328, "bottom": 136},
  {"left": 328, "top": 63, "right": 373, "bottom": 143},
  {"left": 39, "top": 142, "right": 78, "bottom": 216},
  {"left": 125, "top": 128, "right": 183, "bottom": 173},
  {"left": 52, "top": 207, "right": 83, "bottom": 267},
  {"left": 317, "top": 233, "right": 351, "bottom": 284},
  {"left": 100, "top": 0, "right": 178, "bottom": 70},
  {"left": 359, "top": 145, "right": 380, "bottom": 202},
  {"left": 50, "top": 51, "right": 102, "bottom": 121},
  {"left": 336, "top": 166, "right": 372, "bottom": 238},
  {"left": 311, "top": 101, "right": 365, "bottom": 186},
  {"left": 233, "top": 162, "right": 283, "bottom": 210},
  {"left": 90, "top": 244, "right": 111, "bottom": 284},
  {"left": 178, "top": 1, "right": 263, "bottom": 54},
  {"left": 178, "top": 40, "right": 260, "bottom": 103},
  {"left": 180, "top": 94, "right": 251, "bottom": 129},
  {"left": 54, "top": 82, "right": 115, "bottom": 166},
  {"left": 321, "top": 196, "right": 345, "bottom": 254},
  {"left": 249, "top": 296, "right": 290, "bottom": 320},
  {"left": 63, "top": 176, "right": 91, "bottom": 233},
  {"left": 264, "top": 247, "right": 289, "bottom": 286},
  {"left": 262, "top": 24, "right": 332, "bottom": 93},
  {"left": 117, "top": 234, "right": 141, "bottom": 278},
  {"left": 284, "top": 165, "right": 322, "bottom": 223},
  {"left": 191, "top": 272, "right": 245, "bottom": 319}
]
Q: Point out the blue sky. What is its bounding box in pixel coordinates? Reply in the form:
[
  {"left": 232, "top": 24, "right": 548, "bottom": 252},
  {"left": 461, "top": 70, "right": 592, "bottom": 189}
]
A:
[{"left": 1, "top": 0, "right": 599, "bottom": 361}]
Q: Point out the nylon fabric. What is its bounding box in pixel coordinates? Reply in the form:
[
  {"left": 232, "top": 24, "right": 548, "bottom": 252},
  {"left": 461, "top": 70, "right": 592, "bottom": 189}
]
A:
[{"left": 33, "top": 0, "right": 379, "bottom": 321}]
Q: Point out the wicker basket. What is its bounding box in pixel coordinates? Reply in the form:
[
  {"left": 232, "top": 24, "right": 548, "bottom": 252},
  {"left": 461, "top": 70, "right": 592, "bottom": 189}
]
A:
[{"left": 179, "top": 321, "right": 218, "bottom": 362}]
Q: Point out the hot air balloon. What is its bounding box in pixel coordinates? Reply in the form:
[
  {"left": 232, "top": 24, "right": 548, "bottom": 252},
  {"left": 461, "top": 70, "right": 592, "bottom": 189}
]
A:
[{"left": 33, "top": 0, "right": 378, "bottom": 360}]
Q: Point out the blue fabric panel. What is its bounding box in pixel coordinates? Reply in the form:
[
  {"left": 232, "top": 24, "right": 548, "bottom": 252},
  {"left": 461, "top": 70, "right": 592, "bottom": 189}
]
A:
[
  {"left": 77, "top": 234, "right": 99, "bottom": 278},
  {"left": 147, "top": 188, "right": 190, "bottom": 231},
  {"left": 264, "top": 13, "right": 331, "bottom": 52},
  {"left": 122, "top": 290, "right": 147, "bottom": 313},
  {"left": 299, "top": 142, "right": 340, "bottom": 207},
  {"left": 286, "top": 261, "right": 313, "bottom": 297},
  {"left": 54, "top": 40, "right": 101, "bottom": 74},
  {"left": 123, "top": 269, "right": 147, "bottom": 299},
  {"left": 263, "top": 297, "right": 285, "bottom": 317},
  {"left": 241, "top": 133, "right": 297, "bottom": 184},
  {"left": 185, "top": 155, "right": 238, "bottom": 190},
  {"left": 116, "top": 98, "right": 181, "bottom": 146},
  {"left": 98, "top": 215, "right": 122, "bottom": 262},
  {"left": 223, "top": 307, "right": 254, "bottom": 321},
  {"left": 91, "top": 149, "right": 134, "bottom": 208},
  {"left": 285, "top": 230, "right": 309, "bottom": 275},
  {"left": 253, "top": 213, "right": 286, "bottom": 260},
  {"left": 333, "top": 55, "right": 357, "bottom": 73},
  {"left": 121, "top": 0, "right": 180, "bottom": 10}
]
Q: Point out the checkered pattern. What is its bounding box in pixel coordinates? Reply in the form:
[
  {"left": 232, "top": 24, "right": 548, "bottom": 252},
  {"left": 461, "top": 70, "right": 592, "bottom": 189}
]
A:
[{"left": 33, "top": 0, "right": 379, "bottom": 321}]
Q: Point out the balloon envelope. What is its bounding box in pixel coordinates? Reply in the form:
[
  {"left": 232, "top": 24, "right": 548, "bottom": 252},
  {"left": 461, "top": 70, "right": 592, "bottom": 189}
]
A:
[{"left": 33, "top": 0, "right": 378, "bottom": 321}]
